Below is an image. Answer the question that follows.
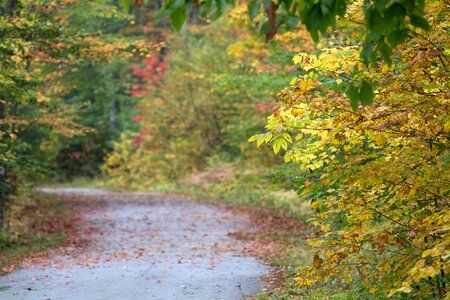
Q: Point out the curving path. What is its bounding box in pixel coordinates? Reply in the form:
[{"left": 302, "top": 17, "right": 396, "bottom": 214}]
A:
[{"left": 0, "top": 188, "right": 268, "bottom": 300}]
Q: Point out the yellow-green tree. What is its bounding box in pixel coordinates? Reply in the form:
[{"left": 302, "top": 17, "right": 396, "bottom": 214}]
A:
[{"left": 251, "top": 1, "right": 449, "bottom": 297}]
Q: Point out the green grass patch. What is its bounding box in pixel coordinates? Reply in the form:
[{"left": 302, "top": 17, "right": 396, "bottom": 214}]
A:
[
  {"left": 0, "top": 232, "right": 66, "bottom": 261},
  {"left": 40, "top": 176, "right": 105, "bottom": 189}
]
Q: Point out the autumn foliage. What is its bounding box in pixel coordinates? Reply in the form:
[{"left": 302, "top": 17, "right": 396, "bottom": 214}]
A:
[{"left": 250, "top": 1, "right": 449, "bottom": 297}]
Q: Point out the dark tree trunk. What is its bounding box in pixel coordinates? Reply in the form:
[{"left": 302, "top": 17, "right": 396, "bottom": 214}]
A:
[
  {"left": 109, "top": 100, "right": 119, "bottom": 129},
  {"left": 1, "top": 0, "right": 18, "bottom": 15},
  {"left": 0, "top": 167, "right": 5, "bottom": 228}
]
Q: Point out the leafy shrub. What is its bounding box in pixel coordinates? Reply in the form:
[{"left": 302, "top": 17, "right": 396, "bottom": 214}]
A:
[{"left": 251, "top": 2, "right": 449, "bottom": 297}]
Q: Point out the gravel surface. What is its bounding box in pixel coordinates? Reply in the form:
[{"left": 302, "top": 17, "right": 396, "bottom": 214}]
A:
[{"left": 0, "top": 188, "right": 268, "bottom": 300}]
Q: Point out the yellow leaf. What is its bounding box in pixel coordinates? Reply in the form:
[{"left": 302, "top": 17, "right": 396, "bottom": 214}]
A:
[
  {"left": 344, "top": 276, "right": 353, "bottom": 284},
  {"left": 313, "top": 254, "right": 323, "bottom": 269}
]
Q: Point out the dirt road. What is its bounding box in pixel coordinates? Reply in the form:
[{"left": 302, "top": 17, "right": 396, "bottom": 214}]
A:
[{"left": 0, "top": 188, "right": 268, "bottom": 300}]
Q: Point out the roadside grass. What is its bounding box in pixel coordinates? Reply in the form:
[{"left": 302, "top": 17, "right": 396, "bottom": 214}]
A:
[
  {"left": 39, "top": 176, "right": 104, "bottom": 189},
  {"left": 0, "top": 191, "right": 73, "bottom": 273}
]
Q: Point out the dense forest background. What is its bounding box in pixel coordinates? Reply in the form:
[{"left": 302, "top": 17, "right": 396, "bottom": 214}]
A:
[{"left": 0, "top": 0, "right": 448, "bottom": 299}]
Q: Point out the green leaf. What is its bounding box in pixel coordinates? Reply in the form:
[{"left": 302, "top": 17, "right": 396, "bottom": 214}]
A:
[
  {"left": 361, "top": 43, "right": 373, "bottom": 64},
  {"left": 260, "top": 21, "right": 270, "bottom": 35},
  {"left": 248, "top": 0, "right": 260, "bottom": 21},
  {"left": 376, "top": 38, "right": 393, "bottom": 65},
  {"left": 375, "top": 0, "right": 387, "bottom": 13},
  {"left": 310, "top": 29, "right": 319, "bottom": 43},
  {"left": 386, "top": 29, "right": 408, "bottom": 47},
  {"left": 170, "top": 5, "right": 187, "bottom": 31},
  {"left": 369, "top": 9, "right": 385, "bottom": 35},
  {"left": 346, "top": 85, "right": 359, "bottom": 112},
  {"left": 118, "top": 0, "right": 131, "bottom": 12},
  {"left": 199, "top": 1, "right": 212, "bottom": 16},
  {"left": 360, "top": 80, "right": 374, "bottom": 106},
  {"left": 211, "top": 0, "right": 226, "bottom": 20},
  {"left": 409, "top": 16, "right": 430, "bottom": 30},
  {"left": 285, "top": 16, "right": 300, "bottom": 30}
]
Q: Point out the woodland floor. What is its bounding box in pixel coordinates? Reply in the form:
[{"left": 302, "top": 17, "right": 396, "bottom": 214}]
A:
[{"left": 0, "top": 188, "right": 269, "bottom": 300}]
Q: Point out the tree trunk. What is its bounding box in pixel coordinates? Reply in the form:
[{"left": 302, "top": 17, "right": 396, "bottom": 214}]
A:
[{"left": 0, "top": 167, "right": 5, "bottom": 229}]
